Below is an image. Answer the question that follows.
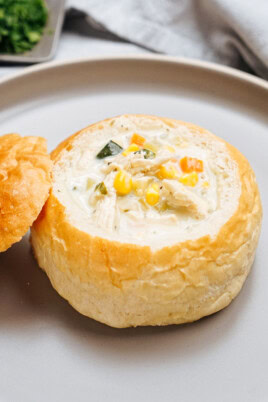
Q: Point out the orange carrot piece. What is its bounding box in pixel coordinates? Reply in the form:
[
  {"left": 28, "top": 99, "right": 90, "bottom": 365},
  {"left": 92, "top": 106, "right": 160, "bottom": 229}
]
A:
[
  {"left": 131, "top": 133, "right": 146, "bottom": 147},
  {"left": 179, "top": 156, "right": 204, "bottom": 173}
]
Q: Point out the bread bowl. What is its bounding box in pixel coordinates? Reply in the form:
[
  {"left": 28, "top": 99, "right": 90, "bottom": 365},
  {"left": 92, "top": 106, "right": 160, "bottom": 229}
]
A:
[
  {"left": 31, "top": 114, "right": 262, "bottom": 328},
  {"left": 0, "top": 134, "right": 51, "bottom": 252}
]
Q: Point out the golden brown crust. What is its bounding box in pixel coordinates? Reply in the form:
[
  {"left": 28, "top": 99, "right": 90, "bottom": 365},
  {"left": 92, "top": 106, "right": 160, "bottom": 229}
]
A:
[
  {"left": 31, "top": 115, "right": 262, "bottom": 327},
  {"left": 0, "top": 134, "right": 52, "bottom": 252}
]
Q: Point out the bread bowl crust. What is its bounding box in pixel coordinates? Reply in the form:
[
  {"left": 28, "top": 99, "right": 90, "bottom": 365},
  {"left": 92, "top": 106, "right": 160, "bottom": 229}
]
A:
[
  {"left": 0, "top": 134, "right": 52, "bottom": 252},
  {"left": 31, "top": 115, "right": 262, "bottom": 327}
]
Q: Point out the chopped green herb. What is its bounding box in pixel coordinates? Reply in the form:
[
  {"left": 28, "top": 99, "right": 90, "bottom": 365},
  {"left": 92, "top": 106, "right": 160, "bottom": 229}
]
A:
[
  {"left": 27, "top": 30, "right": 41, "bottom": 43},
  {"left": 0, "top": 0, "right": 48, "bottom": 54},
  {"left": 134, "top": 148, "right": 156, "bottom": 159},
  {"left": 94, "top": 182, "right": 107, "bottom": 195},
  {"left": 96, "top": 140, "right": 123, "bottom": 159}
]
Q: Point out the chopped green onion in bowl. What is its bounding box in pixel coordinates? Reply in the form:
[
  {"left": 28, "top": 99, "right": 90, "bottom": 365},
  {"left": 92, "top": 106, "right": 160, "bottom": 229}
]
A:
[{"left": 0, "top": 0, "right": 48, "bottom": 54}]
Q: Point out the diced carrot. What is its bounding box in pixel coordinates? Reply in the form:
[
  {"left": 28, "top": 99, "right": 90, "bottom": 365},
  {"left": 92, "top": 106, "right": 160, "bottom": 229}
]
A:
[
  {"left": 131, "top": 133, "right": 146, "bottom": 147},
  {"left": 179, "top": 156, "right": 203, "bottom": 173}
]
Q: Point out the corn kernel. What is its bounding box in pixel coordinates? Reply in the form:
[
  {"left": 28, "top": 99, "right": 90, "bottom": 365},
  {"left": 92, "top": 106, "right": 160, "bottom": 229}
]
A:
[
  {"left": 114, "top": 170, "right": 132, "bottom": 195},
  {"left": 202, "top": 181, "right": 210, "bottom": 188},
  {"left": 179, "top": 172, "right": 199, "bottom": 187},
  {"left": 165, "top": 145, "right": 176, "bottom": 153},
  {"left": 122, "top": 144, "right": 140, "bottom": 156},
  {"left": 143, "top": 142, "right": 158, "bottom": 153},
  {"left": 132, "top": 178, "right": 149, "bottom": 196},
  {"left": 131, "top": 133, "right": 146, "bottom": 147},
  {"left": 157, "top": 164, "right": 178, "bottom": 180},
  {"left": 86, "top": 178, "right": 95, "bottom": 190},
  {"left": 145, "top": 182, "right": 160, "bottom": 206}
]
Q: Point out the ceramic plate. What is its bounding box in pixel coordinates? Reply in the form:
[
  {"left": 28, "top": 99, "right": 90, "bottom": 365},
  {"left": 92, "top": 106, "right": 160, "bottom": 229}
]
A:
[{"left": 0, "top": 56, "right": 267, "bottom": 402}]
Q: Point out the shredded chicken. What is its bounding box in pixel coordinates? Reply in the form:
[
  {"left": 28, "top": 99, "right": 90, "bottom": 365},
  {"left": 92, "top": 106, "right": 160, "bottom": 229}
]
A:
[
  {"left": 162, "top": 179, "right": 208, "bottom": 219},
  {"left": 117, "top": 196, "right": 142, "bottom": 212},
  {"left": 102, "top": 151, "right": 179, "bottom": 177},
  {"left": 117, "top": 196, "right": 145, "bottom": 222},
  {"left": 93, "top": 194, "right": 117, "bottom": 230},
  {"left": 146, "top": 211, "right": 178, "bottom": 224},
  {"left": 129, "top": 153, "right": 176, "bottom": 176},
  {"left": 90, "top": 146, "right": 209, "bottom": 230},
  {"left": 90, "top": 172, "right": 117, "bottom": 230},
  {"left": 125, "top": 210, "right": 145, "bottom": 222},
  {"left": 101, "top": 154, "right": 130, "bottom": 174}
]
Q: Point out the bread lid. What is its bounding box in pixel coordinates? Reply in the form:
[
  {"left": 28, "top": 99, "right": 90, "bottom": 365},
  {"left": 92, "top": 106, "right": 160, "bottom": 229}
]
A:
[{"left": 0, "top": 134, "right": 52, "bottom": 252}]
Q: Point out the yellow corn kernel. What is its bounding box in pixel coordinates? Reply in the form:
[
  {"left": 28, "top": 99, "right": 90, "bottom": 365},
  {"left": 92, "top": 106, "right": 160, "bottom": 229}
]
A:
[
  {"left": 145, "top": 182, "right": 160, "bottom": 206},
  {"left": 132, "top": 179, "right": 149, "bottom": 196},
  {"left": 157, "top": 164, "right": 178, "bottom": 180},
  {"left": 143, "top": 142, "right": 158, "bottom": 153},
  {"left": 156, "top": 201, "right": 168, "bottom": 212},
  {"left": 202, "top": 181, "right": 210, "bottom": 188},
  {"left": 122, "top": 144, "right": 140, "bottom": 156},
  {"left": 131, "top": 133, "right": 146, "bottom": 147},
  {"left": 86, "top": 178, "right": 95, "bottom": 190},
  {"left": 179, "top": 172, "right": 199, "bottom": 187},
  {"left": 165, "top": 145, "right": 175, "bottom": 153},
  {"left": 114, "top": 170, "right": 132, "bottom": 195}
]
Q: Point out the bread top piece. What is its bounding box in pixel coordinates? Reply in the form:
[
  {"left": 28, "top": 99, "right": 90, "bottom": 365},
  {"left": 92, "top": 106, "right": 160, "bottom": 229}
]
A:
[
  {"left": 52, "top": 115, "right": 242, "bottom": 250},
  {"left": 0, "top": 134, "right": 52, "bottom": 252}
]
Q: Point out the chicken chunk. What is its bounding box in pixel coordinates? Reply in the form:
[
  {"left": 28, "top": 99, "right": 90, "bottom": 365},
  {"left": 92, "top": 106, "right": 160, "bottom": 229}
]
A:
[
  {"left": 90, "top": 172, "right": 117, "bottom": 230},
  {"left": 130, "top": 153, "right": 176, "bottom": 176},
  {"left": 162, "top": 179, "right": 208, "bottom": 219},
  {"left": 92, "top": 193, "right": 117, "bottom": 230},
  {"left": 102, "top": 150, "right": 177, "bottom": 177}
]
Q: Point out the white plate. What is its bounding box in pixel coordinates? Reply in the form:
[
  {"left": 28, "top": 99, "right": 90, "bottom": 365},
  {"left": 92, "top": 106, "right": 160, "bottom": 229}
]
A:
[{"left": 0, "top": 56, "right": 267, "bottom": 402}]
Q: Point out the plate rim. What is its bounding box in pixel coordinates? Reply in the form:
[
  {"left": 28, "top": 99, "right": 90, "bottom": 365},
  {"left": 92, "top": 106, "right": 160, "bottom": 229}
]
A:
[{"left": 0, "top": 54, "right": 267, "bottom": 90}]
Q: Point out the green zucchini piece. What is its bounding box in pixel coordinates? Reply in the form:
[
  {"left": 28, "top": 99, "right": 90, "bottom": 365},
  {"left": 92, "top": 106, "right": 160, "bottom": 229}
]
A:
[
  {"left": 134, "top": 148, "right": 156, "bottom": 159},
  {"left": 95, "top": 182, "right": 107, "bottom": 195},
  {"left": 96, "top": 140, "right": 123, "bottom": 159}
]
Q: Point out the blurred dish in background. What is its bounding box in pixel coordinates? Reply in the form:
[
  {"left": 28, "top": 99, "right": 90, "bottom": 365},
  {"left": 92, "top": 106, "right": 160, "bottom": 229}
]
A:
[
  {"left": 0, "top": 0, "right": 48, "bottom": 54},
  {"left": 0, "top": 0, "right": 65, "bottom": 63}
]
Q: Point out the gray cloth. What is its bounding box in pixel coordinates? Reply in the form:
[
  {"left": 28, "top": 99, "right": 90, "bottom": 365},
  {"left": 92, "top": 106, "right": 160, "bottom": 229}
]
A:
[{"left": 67, "top": 0, "right": 268, "bottom": 79}]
